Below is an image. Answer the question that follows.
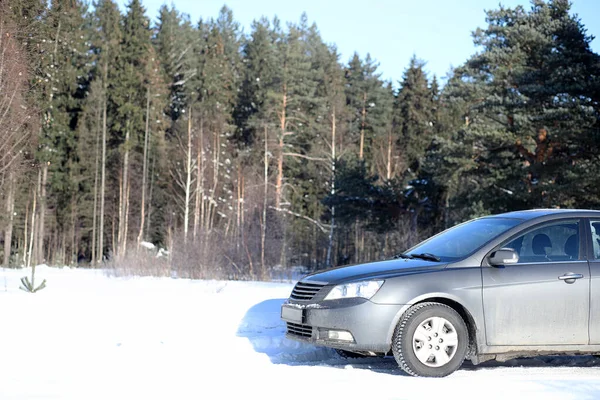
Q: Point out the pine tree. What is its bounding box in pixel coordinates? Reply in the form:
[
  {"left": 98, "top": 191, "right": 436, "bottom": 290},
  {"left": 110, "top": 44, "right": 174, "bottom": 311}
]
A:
[
  {"left": 233, "top": 17, "right": 280, "bottom": 274},
  {"left": 154, "top": 5, "right": 197, "bottom": 122},
  {"left": 271, "top": 15, "right": 320, "bottom": 210},
  {"left": 36, "top": 0, "right": 92, "bottom": 263},
  {"left": 313, "top": 44, "right": 348, "bottom": 267},
  {"left": 234, "top": 17, "right": 278, "bottom": 147},
  {"left": 91, "top": 0, "right": 122, "bottom": 261},
  {"left": 191, "top": 7, "right": 241, "bottom": 235},
  {"left": 440, "top": 0, "right": 600, "bottom": 220},
  {"left": 394, "top": 56, "right": 434, "bottom": 175},
  {"left": 344, "top": 53, "right": 390, "bottom": 166},
  {"left": 111, "top": 0, "right": 153, "bottom": 257}
]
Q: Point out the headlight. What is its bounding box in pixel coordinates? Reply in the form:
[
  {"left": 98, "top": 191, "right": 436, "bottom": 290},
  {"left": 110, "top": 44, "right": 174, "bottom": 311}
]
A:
[{"left": 324, "top": 280, "right": 384, "bottom": 301}]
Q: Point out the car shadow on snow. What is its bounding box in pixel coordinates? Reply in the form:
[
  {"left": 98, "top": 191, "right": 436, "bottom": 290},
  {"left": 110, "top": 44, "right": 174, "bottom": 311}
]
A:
[
  {"left": 236, "top": 298, "right": 600, "bottom": 375},
  {"left": 235, "top": 298, "right": 404, "bottom": 374}
]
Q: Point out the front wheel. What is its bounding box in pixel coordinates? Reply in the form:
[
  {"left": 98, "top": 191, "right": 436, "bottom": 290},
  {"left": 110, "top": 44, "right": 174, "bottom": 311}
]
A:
[{"left": 392, "top": 302, "right": 468, "bottom": 377}]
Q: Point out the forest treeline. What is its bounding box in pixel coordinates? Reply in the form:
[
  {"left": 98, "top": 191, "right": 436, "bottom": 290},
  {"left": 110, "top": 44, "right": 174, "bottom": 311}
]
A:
[{"left": 0, "top": 0, "right": 599, "bottom": 279}]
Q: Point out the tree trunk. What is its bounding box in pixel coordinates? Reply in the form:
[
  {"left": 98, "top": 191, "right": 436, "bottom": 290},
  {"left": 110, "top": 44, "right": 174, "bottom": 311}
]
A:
[
  {"left": 241, "top": 175, "right": 245, "bottom": 235},
  {"left": 354, "top": 219, "right": 360, "bottom": 263},
  {"left": 146, "top": 154, "right": 155, "bottom": 241},
  {"left": 384, "top": 232, "right": 389, "bottom": 258},
  {"left": 92, "top": 104, "right": 101, "bottom": 265},
  {"left": 261, "top": 125, "right": 268, "bottom": 275},
  {"left": 386, "top": 128, "right": 393, "bottom": 181},
  {"left": 444, "top": 191, "right": 450, "bottom": 230},
  {"left": 275, "top": 85, "right": 287, "bottom": 208},
  {"left": 123, "top": 178, "right": 130, "bottom": 255},
  {"left": 137, "top": 86, "right": 151, "bottom": 248},
  {"left": 410, "top": 209, "right": 418, "bottom": 247},
  {"left": 98, "top": 56, "right": 108, "bottom": 264},
  {"left": 27, "top": 172, "right": 39, "bottom": 268},
  {"left": 276, "top": 86, "right": 289, "bottom": 270},
  {"left": 61, "top": 230, "right": 66, "bottom": 265},
  {"left": 3, "top": 172, "right": 14, "bottom": 266},
  {"left": 117, "top": 171, "right": 123, "bottom": 253},
  {"left": 119, "top": 123, "right": 131, "bottom": 257},
  {"left": 326, "top": 108, "right": 336, "bottom": 268},
  {"left": 36, "top": 164, "right": 47, "bottom": 265},
  {"left": 360, "top": 226, "right": 365, "bottom": 263},
  {"left": 111, "top": 213, "right": 116, "bottom": 260},
  {"left": 359, "top": 92, "right": 367, "bottom": 160},
  {"left": 236, "top": 165, "right": 241, "bottom": 247},
  {"left": 183, "top": 106, "right": 193, "bottom": 242},
  {"left": 23, "top": 193, "right": 29, "bottom": 266},
  {"left": 70, "top": 191, "right": 76, "bottom": 264},
  {"left": 193, "top": 116, "right": 203, "bottom": 240},
  {"left": 208, "top": 127, "right": 220, "bottom": 231},
  {"left": 198, "top": 117, "right": 206, "bottom": 235},
  {"left": 280, "top": 221, "right": 288, "bottom": 270}
]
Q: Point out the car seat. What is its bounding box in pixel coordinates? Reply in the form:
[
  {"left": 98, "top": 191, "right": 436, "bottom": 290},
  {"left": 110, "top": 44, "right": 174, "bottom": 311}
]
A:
[
  {"left": 532, "top": 233, "right": 552, "bottom": 257},
  {"left": 564, "top": 234, "right": 578, "bottom": 259}
]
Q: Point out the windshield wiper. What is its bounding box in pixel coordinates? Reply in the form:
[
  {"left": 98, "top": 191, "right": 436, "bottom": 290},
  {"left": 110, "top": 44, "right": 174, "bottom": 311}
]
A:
[
  {"left": 409, "top": 253, "right": 441, "bottom": 262},
  {"left": 392, "top": 253, "right": 413, "bottom": 260}
]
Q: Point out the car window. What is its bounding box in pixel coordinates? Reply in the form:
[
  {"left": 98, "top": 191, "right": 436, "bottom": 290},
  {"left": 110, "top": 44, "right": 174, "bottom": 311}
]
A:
[
  {"left": 589, "top": 220, "right": 600, "bottom": 259},
  {"left": 503, "top": 219, "right": 580, "bottom": 263}
]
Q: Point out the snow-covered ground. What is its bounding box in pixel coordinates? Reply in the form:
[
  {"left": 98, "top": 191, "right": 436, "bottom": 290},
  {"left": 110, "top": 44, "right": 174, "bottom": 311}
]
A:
[{"left": 2, "top": 267, "right": 600, "bottom": 399}]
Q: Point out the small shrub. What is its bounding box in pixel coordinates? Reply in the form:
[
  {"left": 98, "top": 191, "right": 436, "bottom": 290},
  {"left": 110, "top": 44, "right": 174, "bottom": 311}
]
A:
[{"left": 19, "top": 276, "right": 46, "bottom": 293}]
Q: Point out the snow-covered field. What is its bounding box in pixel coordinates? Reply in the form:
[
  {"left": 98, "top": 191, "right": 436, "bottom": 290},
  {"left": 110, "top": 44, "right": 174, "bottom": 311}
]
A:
[{"left": 2, "top": 267, "right": 600, "bottom": 399}]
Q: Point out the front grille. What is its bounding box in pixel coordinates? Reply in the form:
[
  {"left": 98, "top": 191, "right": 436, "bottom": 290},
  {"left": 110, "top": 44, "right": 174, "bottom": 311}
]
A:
[
  {"left": 290, "top": 281, "right": 326, "bottom": 301},
  {"left": 287, "top": 322, "right": 312, "bottom": 338}
]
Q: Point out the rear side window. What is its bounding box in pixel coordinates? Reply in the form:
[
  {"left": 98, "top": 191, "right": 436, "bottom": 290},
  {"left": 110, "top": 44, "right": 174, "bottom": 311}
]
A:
[
  {"left": 589, "top": 221, "right": 600, "bottom": 259},
  {"left": 503, "top": 219, "right": 580, "bottom": 263}
]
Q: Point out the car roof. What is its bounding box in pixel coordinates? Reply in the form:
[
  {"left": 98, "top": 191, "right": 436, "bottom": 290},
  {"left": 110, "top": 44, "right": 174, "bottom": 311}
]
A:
[{"left": 489, "top": 209, "right": 600, "bottom": 221}]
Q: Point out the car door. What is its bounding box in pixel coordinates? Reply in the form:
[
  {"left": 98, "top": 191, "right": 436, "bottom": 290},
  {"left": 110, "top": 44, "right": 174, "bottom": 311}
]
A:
[
  {"left": 586, "top": 219, "right": 600, "bottom": 344},
  {"left": 482, "top": 218, "right": 589, "bottom": 346}
]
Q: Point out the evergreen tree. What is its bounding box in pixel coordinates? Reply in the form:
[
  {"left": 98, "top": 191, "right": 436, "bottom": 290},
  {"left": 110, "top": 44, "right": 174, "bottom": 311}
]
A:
[
  {"left": 37, "top": 0, "right": 92, "bottom": 263},
  {"left": 441, "top": 0, "right": 600, "bottom": 220},
  {"left": 153, "top": 5, "right": 198, "bottom": 245},
  {"left": 394, "top": 56, "right": 434, "bottom": 175},
  {"left": 154, "top": 5, "right": 197, "bottom": 122},
  {"left": 311, "top": 42, "right": 348, "bottom": 267},
  {"left": 272, "top": 15, "right": 320, "bottom": 209},
  {"left": 344, "top": 53, "right": 390, "bottom": 166},
  {"left": 91, "top": 0, "right": 123, "bottom": 260},
  {"left": 195, "top": 6, "right": 242, "bottom": 231},
  {"left": 234, "top": 17, "right": 278, "bottom": 147},
  {"left": 110, "top": 0, "right": 154, "bottom": 256}
]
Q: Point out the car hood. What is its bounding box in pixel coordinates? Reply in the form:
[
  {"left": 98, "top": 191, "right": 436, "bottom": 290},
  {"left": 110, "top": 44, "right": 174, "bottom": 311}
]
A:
[{"left": 302, "top": 258, "right": 447, "bottom": 285}]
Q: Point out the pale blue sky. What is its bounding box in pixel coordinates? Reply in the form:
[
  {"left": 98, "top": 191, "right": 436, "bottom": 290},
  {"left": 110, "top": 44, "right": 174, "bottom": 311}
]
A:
[{"left": 118, "top": 0, "right": 600, "bottom": 84}]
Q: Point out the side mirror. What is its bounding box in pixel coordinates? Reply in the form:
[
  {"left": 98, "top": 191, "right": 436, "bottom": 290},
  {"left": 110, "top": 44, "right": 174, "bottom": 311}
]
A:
[{"left": 489, "top": 248, "right": 519, "bottom": 267}]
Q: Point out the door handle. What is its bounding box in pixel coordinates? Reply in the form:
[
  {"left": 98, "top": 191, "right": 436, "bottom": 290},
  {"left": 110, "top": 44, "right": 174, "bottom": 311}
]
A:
[{"left": 558, "top": 273, "right": 584, "bottom": 284}]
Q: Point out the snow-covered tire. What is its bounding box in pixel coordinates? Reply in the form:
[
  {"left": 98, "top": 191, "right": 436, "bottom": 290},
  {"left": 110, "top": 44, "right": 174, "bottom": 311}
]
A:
[{"left": 392, "top": 302, "right": 468, "bottom": 377}]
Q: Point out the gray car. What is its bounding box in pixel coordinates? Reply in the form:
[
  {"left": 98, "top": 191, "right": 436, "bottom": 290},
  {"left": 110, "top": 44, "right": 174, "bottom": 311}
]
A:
[{"left": 281, "top": 209, "right": 600, "bottom": 377}]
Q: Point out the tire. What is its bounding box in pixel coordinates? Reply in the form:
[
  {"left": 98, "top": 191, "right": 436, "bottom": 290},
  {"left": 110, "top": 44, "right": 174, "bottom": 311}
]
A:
[{"left": 392, "top": 302, "right": 468, "bottom": 377}]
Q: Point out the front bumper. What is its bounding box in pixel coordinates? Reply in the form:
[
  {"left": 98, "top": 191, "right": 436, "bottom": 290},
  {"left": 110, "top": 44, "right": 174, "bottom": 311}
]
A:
[{"left": 281, "top": 298, "right": 405, "bottom": 354}]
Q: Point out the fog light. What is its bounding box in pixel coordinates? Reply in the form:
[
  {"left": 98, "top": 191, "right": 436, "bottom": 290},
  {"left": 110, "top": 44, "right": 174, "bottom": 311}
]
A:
[{"left": 326, "top": 330, "right": 354, "bottom": 342}]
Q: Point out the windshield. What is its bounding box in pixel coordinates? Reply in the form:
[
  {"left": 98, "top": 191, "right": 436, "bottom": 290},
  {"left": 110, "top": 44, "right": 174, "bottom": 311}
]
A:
[{"left": 407, "top": 217, "right": 522, "bottom": 262}]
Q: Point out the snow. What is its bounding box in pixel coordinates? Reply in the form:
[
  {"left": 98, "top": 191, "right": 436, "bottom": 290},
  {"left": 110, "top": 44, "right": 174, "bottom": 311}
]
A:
[
  {"left": 140, "top": 241, "right": 155, "bottom": 250},
  {"left": 1, "top": 266, "right": 600, "bottom": 399}
]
